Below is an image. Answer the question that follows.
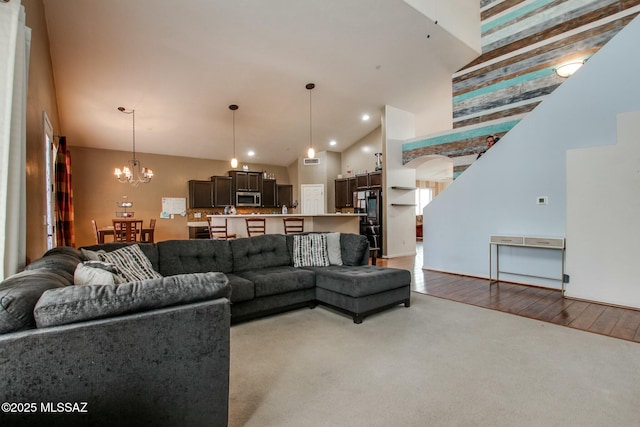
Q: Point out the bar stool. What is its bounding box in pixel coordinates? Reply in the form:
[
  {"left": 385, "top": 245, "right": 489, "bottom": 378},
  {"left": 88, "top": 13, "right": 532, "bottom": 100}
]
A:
[
  {"left": 207, "top": 217, "right": 236, "bottom": 240},
  {"left": 245, "top": 217, "right": 266, "bottom": 237},
  {"left": 283, "top": 217, "right": 304, "bottom": 234}
]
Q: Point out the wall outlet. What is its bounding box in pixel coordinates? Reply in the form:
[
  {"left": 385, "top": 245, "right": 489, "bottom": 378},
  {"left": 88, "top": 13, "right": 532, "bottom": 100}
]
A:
[
  {"left": 537, "top": 196, "right": 548, "bottom": 205},
  {"left": 194, "top": 212, "right": 201, "bottom": 218}
]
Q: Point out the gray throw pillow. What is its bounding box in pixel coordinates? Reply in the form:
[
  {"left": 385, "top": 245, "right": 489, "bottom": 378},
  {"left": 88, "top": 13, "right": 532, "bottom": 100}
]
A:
[
  {"left": 325, "top": 232, "right": 343, "bottom": 265},
  {"left": 81, "top": 248, "right": 105, "bottom": 261}
]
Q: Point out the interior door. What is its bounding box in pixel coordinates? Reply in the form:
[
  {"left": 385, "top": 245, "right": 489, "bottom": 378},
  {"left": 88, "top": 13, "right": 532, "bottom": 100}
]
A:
[
  {"left": 43, "top": 112, "right": 57, "bottom": 250},
  {"left": 300, "top": 184, "right": 324, "bottom": 215}
]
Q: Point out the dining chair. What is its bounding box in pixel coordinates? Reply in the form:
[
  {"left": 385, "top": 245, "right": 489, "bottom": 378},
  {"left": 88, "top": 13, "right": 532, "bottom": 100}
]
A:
[
  {"left": 142, "top": 218, "right": 156, "bottom": 243},
  {"left": 113, "top": 219, "right": 143, "bottom": 242},
  {"left": 91, "top": 219, "right": 100, "bottom": 244},
  {"left": 207, "top": 217, "right": 236, "bottom": 240},
  {"left": 283, "top": 217, "right": 304, "bottom": 234},
  {"left": 245, "top": 217, "right": 266, "bottom": 237}
]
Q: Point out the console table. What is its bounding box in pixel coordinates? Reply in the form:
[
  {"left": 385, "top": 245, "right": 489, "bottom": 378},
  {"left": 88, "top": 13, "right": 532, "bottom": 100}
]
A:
[{"left": 489, "top": 235, "right": 566, "bottom": 295}]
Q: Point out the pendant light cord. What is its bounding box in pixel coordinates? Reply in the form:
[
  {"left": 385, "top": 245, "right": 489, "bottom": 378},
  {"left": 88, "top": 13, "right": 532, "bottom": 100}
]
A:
[
  {"left": 131, "top": 109, "right": 136, "bottom": 162},
  {"left": 309, "top": 88, "right": 312, "bottom": 149}
]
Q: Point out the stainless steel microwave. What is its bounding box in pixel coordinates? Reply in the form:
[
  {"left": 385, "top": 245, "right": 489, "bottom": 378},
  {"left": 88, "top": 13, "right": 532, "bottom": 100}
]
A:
[{"left": 236, "top": 191, "right": 261, "bottom": 207}]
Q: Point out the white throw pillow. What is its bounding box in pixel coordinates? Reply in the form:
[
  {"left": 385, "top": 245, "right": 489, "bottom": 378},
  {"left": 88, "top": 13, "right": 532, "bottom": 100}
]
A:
[
  {"left": 74, "top": 263, "right": 118, "bottom": 286},
  {"left": 98, "top": 244, "right": 162, "bottom": 283},
  {"left": 325, "top": 232, "right": 343, "bottom": 265},
  {"left": 293, "top": 234, "right": 330, "bottom": 267}
]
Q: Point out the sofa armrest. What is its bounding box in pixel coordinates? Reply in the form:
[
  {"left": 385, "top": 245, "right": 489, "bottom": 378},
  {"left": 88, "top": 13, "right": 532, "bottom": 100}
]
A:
[{"left": 0, "top": 298, "right": 230, "bottom": 427}]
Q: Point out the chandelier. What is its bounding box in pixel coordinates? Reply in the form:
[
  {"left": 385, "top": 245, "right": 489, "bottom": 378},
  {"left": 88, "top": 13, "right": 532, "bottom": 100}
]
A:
[{"left": 114, "top": 107, "right": 153, "bottom": 186}]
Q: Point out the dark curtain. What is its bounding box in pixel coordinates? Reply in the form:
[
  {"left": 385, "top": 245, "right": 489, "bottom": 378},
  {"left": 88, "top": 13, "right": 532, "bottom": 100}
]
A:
[{"left": 55, "top": 136, "right": 75, "bottom": 247}]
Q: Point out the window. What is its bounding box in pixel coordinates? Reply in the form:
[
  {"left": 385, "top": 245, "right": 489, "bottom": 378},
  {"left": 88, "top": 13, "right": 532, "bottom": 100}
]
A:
[{"left": 415, "top": 188, "right": 432, "bottom": 215}]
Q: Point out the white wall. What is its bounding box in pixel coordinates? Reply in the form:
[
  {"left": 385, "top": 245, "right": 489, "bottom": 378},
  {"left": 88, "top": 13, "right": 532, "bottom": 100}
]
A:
[
  {"left": 384, "top": 105, "right": 417, "bottom": 258},
  {"left": 423, "top": 15, "right": 640, "bottom": 299},
  {"left": 403, "top": 0, "right": 481, "bottom": 53},
  {"left": 567, "top": 111, "right": 640, "bottom": 307},
  {"left": 340, "top": 126, "right": 382, "bottom": 176}
]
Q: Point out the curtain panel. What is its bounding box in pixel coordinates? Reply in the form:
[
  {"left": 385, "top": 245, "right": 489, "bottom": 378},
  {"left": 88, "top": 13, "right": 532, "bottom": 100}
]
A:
[
  {"left": 0, "top": 0, "right": 30, "bottom": 279},
  {"left": 55, "top": 136, "right": 75, "bottom": 247}
]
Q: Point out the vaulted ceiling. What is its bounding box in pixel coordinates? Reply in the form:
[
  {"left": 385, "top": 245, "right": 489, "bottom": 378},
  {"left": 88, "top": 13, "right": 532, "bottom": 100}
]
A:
[{"left": 43, "top": 0, "right": 478, "bottom": 166}]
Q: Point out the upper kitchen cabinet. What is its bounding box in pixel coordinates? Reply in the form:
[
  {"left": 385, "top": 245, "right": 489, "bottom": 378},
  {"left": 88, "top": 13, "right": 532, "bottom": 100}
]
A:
[
  {"left": 211, "top": 176, "right": 233, "bottom": 207},
  {"left": 188, "top": 180, "right": 214, "bottom": 208},
  {"left": 229, "top": 171, "right": 262, "bottom": 192},
  {"left": 262, "top": 179, "right": 277, "bottom": 207},
  {"left": 335, "top": 177, "right": 357, "bottom": 208},
  {"left": 277, "top": 184, "right": 293, "bottom": 208}
]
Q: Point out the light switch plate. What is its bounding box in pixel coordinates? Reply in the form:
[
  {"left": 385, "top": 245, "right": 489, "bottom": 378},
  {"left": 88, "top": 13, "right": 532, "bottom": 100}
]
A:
[{"left": 194, "top": 212, "right": 201, "bottom": 218}]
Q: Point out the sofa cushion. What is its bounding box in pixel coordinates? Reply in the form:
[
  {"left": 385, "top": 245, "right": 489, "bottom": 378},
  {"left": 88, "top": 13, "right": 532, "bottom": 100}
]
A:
[
  {"left": 0, "top": 270, "right": 70, "bottom": 333},
  {"left": 226, "top": 273, "right": 255, "bottom": 303},
  {"left": 98, "top": 244, "right": 163, "bottom": 282},
  {"left": 24, "top": 253, "right": 83, "bottom": 276},
  {"left": 309, "top": 265, "right": 411, "bottom": 297},
  {"left": 231, "top": 235, "right": 291, "bottom": 273},
  {"left": 34, "top": 272, "right": 231, "bottom": 328},
  {"left": 235, "top": 267, "right": 315, "bottom": 297},
  {"left": 292, "top": 234, "right": 329, "bottom": 267},
  {"left": 42, "top": 246, "right": 86, "bottom": 261},
  {"left": 157, "top": 239, "right": 233, "bottom": 276}
]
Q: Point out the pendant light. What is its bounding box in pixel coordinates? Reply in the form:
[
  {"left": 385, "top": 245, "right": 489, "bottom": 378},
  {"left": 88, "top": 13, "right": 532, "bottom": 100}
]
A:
[
  {"left": 306, "top": 83, "right": 315, "bottom": 159},
  {"left": 114, "top": 107, "right": 153, "bottom": 186},
  {"left": 229, "top": 104, "right": 239, "bottom": 168}
]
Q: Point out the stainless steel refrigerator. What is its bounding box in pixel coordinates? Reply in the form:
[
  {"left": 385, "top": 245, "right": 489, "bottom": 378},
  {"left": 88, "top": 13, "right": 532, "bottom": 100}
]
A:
[{"left": 354, "top": 189, "right": 383, "bottom": 255}]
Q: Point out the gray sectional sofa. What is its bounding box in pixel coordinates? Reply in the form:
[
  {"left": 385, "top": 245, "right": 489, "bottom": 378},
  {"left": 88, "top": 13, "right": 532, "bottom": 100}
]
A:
[{"left": 0, "top": 233, "right": 410, "bottom": 426}]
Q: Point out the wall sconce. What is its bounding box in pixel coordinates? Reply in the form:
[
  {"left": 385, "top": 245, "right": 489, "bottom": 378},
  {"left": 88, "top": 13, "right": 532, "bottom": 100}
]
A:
[{"left": 554, "top": 61, "right": 584, "bottom": 78}]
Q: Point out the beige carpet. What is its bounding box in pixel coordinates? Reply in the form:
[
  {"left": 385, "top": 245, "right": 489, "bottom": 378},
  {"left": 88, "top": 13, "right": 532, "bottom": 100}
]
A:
[{"left": 229, "top": 293, "right": 640, "bottom": 427}]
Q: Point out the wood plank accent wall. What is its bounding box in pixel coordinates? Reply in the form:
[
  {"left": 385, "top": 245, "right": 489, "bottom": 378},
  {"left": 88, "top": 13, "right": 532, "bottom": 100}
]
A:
[{"left": 402, "top": 0, "right": 640, "bottom": 167}]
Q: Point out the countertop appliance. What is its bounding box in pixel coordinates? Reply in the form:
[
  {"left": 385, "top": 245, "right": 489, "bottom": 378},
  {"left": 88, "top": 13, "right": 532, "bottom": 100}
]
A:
[
  {"left": 236, "top": 191, "right": 261, "bottom": 207},
  {"left": 355, "top": 189, "right": 383, "bottom": 254}
]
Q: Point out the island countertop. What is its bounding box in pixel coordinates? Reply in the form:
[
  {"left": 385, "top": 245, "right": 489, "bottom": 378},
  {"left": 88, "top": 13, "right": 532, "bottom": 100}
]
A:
[{"left": 188, "top": 213, "right": 363, "bottom": 236}]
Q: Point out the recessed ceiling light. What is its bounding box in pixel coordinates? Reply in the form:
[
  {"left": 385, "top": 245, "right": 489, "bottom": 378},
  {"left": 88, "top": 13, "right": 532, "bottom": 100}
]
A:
[
  {"left": 362, "top": 114, "right": 370, "bottom": 121},
  {"left": 329, "top": 140, "right": 337, "bottom": 146},
  {"left": 247, "top": 150, "right": 255, "bottom": 156}
]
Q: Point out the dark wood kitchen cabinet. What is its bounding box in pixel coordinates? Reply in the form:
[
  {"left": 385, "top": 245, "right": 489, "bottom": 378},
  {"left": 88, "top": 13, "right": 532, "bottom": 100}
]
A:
[
  {"left": 211, "top": 176, "right": 233, "bottom": 207},
  {"left": 228, "top": 171, "right": 262, "bottom": 192},
  {"left": 277, "top": 184, "right": 293, "bottom": 208},
  {"left": 335, "top": 177, "right": 356, "bottom": 208},
  {"left": 188, "top": 180, "right": 214, "bottom": 208},
  {"left": 262, "top": 179, "right": 277, "bottom": 207}
]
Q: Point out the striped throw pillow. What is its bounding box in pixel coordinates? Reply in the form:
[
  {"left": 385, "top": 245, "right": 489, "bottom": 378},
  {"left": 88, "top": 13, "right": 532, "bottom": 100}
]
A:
[
  {"left": 293, "top": 234, "right": 330, "bottom": 267},
  {"left": 98, "top": 244, "right": 162, "bottom": 283}
]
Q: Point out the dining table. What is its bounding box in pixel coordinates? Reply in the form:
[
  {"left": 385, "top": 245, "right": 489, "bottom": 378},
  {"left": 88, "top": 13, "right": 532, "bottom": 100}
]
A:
[{"left": 98, "top": 219, "right": 154, "bottom": 243}]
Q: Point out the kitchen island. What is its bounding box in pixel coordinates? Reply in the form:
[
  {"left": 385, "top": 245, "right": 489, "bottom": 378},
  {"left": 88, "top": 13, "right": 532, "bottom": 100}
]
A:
[{"left": 188, "top": 213, "right": 363, "bottom": 238}]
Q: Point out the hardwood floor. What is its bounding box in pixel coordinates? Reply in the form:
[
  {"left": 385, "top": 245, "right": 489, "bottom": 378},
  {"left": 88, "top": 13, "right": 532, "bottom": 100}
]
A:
[{"left": 377, "top": 243, "right": 640, "bottom": 343}]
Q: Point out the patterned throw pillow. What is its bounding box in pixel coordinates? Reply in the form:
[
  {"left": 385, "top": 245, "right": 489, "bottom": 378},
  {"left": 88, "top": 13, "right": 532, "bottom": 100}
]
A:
[
  {"left": 293, "top": 234, "right": 329, "bottom": 267},
  {"left": 98, "top": 244, "right": 162, "bottom": 283}
]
